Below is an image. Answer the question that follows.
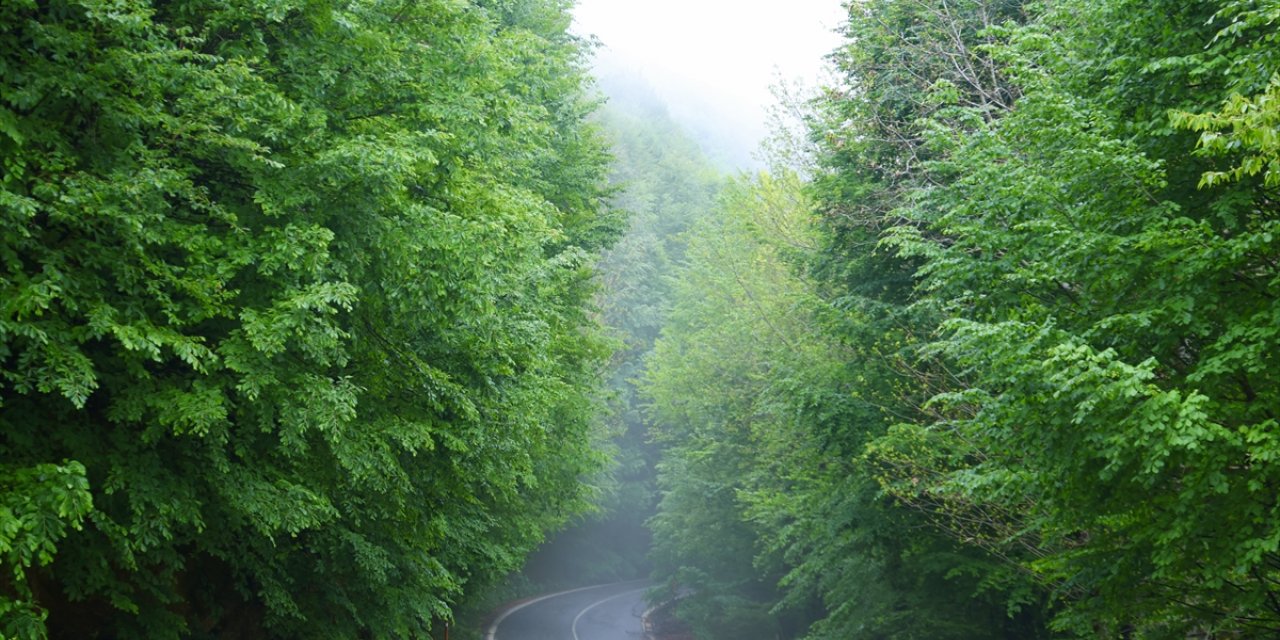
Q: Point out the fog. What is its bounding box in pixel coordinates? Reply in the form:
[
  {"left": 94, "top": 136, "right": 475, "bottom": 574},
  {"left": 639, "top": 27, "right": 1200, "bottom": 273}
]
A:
[{"left": 572, "top": 0, "right": 846, "bottom": 169}]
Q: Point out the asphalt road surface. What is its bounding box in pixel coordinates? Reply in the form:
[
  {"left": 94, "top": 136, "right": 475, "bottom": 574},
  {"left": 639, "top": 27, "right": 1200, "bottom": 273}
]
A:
[{"left": 488, "top": 580, "right": 650, "bottom": 640}]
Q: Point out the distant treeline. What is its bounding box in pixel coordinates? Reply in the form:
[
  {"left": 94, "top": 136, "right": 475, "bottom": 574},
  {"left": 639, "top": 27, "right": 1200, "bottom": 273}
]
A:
[
  {"left": 644, "top": 0, "right": 1280, "bottom": 638},
  {"left": 517, "top": 82, "right": 722, "bottom": 591},
  {"left": 0, "top": 0, "right": 619, "bottom": 637}
]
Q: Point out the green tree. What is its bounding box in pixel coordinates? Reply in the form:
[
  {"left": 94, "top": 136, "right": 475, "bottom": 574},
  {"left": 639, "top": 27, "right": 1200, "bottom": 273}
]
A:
[
  {"left": 645, "top": 158, "right": 1046, "bottom": 638},
  {"left": 645, "top": 171, "right": 828, "bottom": 640},
  {"left": 0, "top": 0, "right": 617, "bottom": 637},
  {"left": 519, "top": 82, "right": 722, "bottom": 587},
  {"left": 812, "top": 0, "right": 1280, "bottom": 635}
]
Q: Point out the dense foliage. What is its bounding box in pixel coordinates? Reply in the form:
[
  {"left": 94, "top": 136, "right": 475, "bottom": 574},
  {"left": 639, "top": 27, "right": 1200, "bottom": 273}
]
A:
[
  {"left": 0, "top": 0, "right": 618, "bottom": 637},
  {"left": 9, "top": 0, "right": 1280, "bottom": 637},
  {"left": 645, "top": 0, "right": 1280, "bottom": 637},
  {"left": 647, "top": 168, "right": 1046, "bottom": 640}
]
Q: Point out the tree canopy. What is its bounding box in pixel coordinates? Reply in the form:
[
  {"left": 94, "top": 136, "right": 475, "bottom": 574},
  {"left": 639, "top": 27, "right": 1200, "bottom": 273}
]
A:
[
  {"left": 644, "top": 0, "right": 1280, "bottom": 637},
  {"left": 0, "top": 0, "right": 618, "bottom": 637},
  {"left": 8, "top": 0, "right": 1280, "bottom": 637}
]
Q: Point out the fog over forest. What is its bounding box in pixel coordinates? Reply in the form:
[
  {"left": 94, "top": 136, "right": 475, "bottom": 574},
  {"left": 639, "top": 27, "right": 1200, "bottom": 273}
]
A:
[{"left": 572, "top": 0, "right": 844, "bottom": 169}]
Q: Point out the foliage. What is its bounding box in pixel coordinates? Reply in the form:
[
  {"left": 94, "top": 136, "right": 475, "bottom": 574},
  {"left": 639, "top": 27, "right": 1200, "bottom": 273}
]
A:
[
  {"left": 644, "top": 171, "right": 829, "bottom": 640},
  {"left": 519, "top": 84, "right": 722, "bottom": 589},
  {"left": 809, "top": 0, "right": 1280, "bottom": 636},
  {"left": 649, "top": 0, "right": 1280, "bottom": 637},
  {"left": 0, "top": 0, "right": 617, "bottom": 637},
  {"left": 644, "top": 164, "right": 1046, "bottom": 638}
]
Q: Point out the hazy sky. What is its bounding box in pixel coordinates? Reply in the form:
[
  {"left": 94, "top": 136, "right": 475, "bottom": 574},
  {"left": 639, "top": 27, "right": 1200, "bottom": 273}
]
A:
[{"left": 572, "top": 0, "right": 846, "bottom": 168}]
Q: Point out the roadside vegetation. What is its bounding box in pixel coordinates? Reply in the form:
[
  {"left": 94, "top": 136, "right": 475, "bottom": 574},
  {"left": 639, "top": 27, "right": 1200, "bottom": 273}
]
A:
[
  {"left": 0, "top": 0, "right": 616, "bottom": 637},
  {"left": 644, "top": 0, "right": 1280, "bottom": 638},
  {"left": 5, "top": 0, "right": 1280, "bottom": 638}
]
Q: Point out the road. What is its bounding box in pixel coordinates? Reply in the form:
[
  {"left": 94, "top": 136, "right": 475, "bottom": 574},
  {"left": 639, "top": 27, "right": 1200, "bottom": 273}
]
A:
[{"left": 487, "top": 580, "right": 650, "bottom": 640}]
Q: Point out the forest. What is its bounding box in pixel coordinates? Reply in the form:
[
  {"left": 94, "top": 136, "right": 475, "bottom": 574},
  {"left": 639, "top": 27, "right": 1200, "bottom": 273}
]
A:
[
  {"left": 643, "top": 0, "right": 1280, "bottom": 637},
  {"left": 2, "top": 0, "right": 1280, "bottom": 639}
]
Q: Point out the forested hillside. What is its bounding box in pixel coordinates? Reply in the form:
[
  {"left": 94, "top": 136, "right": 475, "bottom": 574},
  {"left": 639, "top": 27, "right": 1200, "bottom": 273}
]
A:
[
  {"left": 0, "top": 0, "right": 618, "bottom": 637},
  {"left": 645, "top": 0, "right": 1280, "bottom": 638}
]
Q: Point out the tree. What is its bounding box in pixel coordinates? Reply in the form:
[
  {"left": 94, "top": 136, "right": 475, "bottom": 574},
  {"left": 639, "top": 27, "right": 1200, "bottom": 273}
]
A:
[
  {"left": 519, "top": 81, "right": 722, "bottom": 588},
  {"left": 0, "top": 0, "right": 617, "bottom": 637},
  {"left": 813, "top": 0, "right": 1280, "bottom": 634}
]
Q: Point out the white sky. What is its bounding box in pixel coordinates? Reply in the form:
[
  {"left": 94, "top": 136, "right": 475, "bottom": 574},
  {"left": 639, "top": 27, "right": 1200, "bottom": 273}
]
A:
[{"left": 572, "top": 0, "right": 846, "bottom": 168}]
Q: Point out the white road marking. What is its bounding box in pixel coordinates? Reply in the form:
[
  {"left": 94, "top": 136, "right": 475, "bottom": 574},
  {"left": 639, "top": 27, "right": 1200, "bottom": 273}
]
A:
[
  {"left": 571, "top": 587, "right": 649, "bottom": 640},
  {"left": 485, "top": 581, "right": 647, "bottom": 640}
]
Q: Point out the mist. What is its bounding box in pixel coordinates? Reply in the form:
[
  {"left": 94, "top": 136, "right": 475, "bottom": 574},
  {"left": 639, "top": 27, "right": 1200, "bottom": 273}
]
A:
[{"left": 572, "top": 0, "right": 846, "bottom": 170}]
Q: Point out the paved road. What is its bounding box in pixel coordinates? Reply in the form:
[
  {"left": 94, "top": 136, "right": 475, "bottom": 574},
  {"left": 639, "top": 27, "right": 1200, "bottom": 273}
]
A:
[{"left": 488, "top": 580, "right": 650, "bottom": 640}]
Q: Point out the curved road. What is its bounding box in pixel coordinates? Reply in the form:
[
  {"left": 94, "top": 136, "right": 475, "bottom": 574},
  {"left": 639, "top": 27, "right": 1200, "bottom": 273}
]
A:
[{"left": 488, "top": 580, "right": 650, "bottom": 640}]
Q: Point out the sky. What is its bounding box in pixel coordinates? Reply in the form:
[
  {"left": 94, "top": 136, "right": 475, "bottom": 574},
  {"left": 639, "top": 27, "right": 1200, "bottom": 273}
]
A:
[{"left": 571, "top": 0, "right": 847, "bottom": 169}]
